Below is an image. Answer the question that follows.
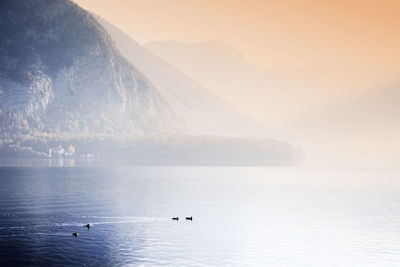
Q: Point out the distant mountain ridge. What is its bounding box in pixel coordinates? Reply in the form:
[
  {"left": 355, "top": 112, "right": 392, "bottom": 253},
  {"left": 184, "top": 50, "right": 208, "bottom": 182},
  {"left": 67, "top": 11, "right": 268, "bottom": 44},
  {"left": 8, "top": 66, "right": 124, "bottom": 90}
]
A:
[
  {"left": 145, "top": 40, "right": 400, "bottom": 125},
  {"left": 144, "top": 40, "right": 400, "bottom": 166},
  {"left": 95, "top": 17, "right": 269, "bottom": 137}
]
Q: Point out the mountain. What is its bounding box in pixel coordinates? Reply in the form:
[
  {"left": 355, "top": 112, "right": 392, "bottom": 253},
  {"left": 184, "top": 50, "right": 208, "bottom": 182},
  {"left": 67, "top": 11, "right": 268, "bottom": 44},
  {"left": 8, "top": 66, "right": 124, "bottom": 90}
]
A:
[
  {"left": 145, "top": 40, "right": 400, "bottom": 166},
  {"left": 145, "top": 40, "right": 400, "bottom": 126},
  {"left": 95, "top": 17, "right": 269, "bottom": 137},
  {"left": 0, "top": 0, "right": 303, "bottom": 165},
  {"left": 0, "top": 0, "right": 180, "bottom": 137}
]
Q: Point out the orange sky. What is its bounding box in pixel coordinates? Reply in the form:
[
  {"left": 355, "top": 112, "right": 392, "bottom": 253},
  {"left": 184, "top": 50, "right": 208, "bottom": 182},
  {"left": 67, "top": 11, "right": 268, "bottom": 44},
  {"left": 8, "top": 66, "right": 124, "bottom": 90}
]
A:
[{"left": 74, "top": 0, "right": 400, "bottom": 70}]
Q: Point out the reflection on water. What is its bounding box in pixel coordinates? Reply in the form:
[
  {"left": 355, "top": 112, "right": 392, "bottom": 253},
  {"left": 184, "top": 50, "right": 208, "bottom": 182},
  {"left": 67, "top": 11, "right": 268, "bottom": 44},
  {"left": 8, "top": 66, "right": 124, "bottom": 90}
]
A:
[
  {"left": 0, "top": 166, "right": 400, "bottom": 266},
  {"left": 0, "top": 159, "right": 77, "bottom": 167}
]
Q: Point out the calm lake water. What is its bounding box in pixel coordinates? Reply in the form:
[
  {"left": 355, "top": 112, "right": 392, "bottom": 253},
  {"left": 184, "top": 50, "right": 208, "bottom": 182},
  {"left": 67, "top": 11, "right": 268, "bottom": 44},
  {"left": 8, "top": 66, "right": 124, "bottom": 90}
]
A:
[{"left": 0, "top": 166, "right": 399, "bottom": 266}]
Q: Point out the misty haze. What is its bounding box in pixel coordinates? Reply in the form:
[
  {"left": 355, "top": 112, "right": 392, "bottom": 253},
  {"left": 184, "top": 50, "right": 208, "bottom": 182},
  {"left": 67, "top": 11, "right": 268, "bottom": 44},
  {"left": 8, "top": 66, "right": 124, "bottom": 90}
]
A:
[{"left": 1, "top": 0, "right": 400, "bottom": 266}]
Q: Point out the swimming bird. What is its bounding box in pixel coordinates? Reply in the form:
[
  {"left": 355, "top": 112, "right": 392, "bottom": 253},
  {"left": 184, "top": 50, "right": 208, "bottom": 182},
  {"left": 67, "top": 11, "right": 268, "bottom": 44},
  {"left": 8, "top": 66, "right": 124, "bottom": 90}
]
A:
[
  {"left": 72, "top": 232, "right": 79, "bottom": 237},
  {"left": 85, "top": 223, "right": 92, "bottom": 229},
  {"left": 185, "top": 216, "right": 193, "bottom": 221},
  {"left": 172, "top": 217, "right": 179, "bottom": 221}
]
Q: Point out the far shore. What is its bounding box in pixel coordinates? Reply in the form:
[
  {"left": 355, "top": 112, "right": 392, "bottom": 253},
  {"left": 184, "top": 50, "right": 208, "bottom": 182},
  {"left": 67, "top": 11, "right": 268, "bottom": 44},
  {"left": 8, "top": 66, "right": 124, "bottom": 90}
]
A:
[{"left": 0, "top": 158, "right": 300, "bottom": 168}]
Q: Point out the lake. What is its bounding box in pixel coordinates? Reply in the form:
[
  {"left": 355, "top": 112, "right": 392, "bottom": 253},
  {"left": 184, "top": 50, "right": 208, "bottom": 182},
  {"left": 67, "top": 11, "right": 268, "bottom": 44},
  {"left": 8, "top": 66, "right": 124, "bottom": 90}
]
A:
[{"left": 0, "top": 166, "right": 399, "bottom": 266}]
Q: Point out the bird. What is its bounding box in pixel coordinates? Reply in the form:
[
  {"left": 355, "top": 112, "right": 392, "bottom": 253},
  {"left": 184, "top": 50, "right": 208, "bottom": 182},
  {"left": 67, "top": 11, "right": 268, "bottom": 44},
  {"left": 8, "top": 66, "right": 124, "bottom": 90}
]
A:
[
  {"left": 185, "top": 216, "right": 193, "bottom": 221},
  {"left": 85, "top": 223, "right": 92, "bottom": 229},
  {"left": 172, "top": 217, "right": 179, "bottom": 221},
  {"left": 72, "top": 232, "right": 79, "bottom": 237}
]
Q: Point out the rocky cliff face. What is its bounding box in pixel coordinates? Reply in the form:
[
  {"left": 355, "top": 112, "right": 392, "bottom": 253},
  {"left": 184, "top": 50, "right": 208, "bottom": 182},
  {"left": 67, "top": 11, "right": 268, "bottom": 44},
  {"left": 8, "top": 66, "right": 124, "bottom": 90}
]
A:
[{"left": 0, "top": 0, "right": 180, "bottom": 136}]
